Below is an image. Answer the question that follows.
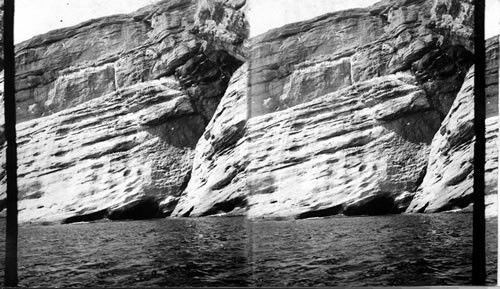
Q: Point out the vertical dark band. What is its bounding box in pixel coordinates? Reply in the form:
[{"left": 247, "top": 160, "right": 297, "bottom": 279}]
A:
[
  {"left": 472, "top": 0, "right": 486, "bottom": 285},
  {"left": 3, "top": 0, "right": 18, "bottom": 286}
]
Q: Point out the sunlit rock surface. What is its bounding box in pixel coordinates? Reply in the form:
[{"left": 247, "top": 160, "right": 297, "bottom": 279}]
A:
[
  {"left": 1, "top": 0, "right": 496, "bottom": 223},
  {"left": 407, "top": 36, "right": 499, "bottom": 217},
  {"left": 173, "top": 70, "right": 440, "bottom": 218},
  {"left": 3, "top": 0, "right": 248, "bottom": 223},
  {"left": 16, "top": 79, "right": 202, "bottom": 223},
  {"left": 171, "top": 64, "right": 249, "bottom": 217},
  {"left": 14, "top": 0, "right": 246, "bottom": 122},
  {"left": 173, "top": 0, "right": 495, "bottom": 218}
]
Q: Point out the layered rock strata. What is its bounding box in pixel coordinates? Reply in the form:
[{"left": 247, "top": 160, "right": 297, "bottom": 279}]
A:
[
  {"left": 15, "top": 0, "right": 247, "bottom": 122},
  {"left": 2, "top": 0, "right": 248, "bottom": 223},
  {"left": 407, "top": 36, "right": 499, "bottom": 216},
  {"left": 1, "top": 0, "right": 497, "bottom": 223},
  {"left": 173, "top": 0, "right": 496, "bottom": 218},
  {"left": 173, "top": 69, "right": 440, "bottom": 218}
]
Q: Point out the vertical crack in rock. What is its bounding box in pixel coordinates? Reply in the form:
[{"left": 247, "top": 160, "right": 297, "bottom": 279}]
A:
[{"left": 175, "top": 49, "right": 244, "bottom": 124}]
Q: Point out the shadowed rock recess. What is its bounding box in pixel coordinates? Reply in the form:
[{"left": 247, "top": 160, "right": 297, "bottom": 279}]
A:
[{"left": 0, "top": 0, "right": 497, "bottom": 223}]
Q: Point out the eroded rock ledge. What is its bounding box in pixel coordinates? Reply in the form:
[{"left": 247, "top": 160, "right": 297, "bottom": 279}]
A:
[
  {"left": 172, "top": 0, "right": 498, "bottom": 219},
  {"left": 0, "top": 0, "right": 497, "bottom": 223},
  {"left": 0, "top": 0, "right": 248, "bottom": 223}
]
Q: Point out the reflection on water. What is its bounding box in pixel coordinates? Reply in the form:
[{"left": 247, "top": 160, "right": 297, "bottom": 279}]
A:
[{"left": 0, "top": 213, "right": 497, "bottom": 286}]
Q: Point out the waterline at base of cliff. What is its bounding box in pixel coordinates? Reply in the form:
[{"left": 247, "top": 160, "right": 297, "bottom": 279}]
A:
[{"left": 0, "top": 214, "right": 496, "bottom": 286}]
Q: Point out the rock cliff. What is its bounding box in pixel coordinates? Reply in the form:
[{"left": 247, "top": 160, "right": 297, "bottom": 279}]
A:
[
  {"left": 2, "top": 0, "right": 248, "bottom": 223},
  {"left": 1, "top": 0, "right": 497, "bottom": 223},
  {"left": 173, "top": 0, "right": 495, "bottom": 218},
  {"left": 407, "top": 36, "right": 499, "bottom": 216}
]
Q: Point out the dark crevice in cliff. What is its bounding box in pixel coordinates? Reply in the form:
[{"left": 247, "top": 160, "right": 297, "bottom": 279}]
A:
[
  {"left": 145, "top": 46, "right": 245, "bottom": 216},
  {"left": 296, "top": 205, "right": 343, "bottom": 219},
  {"left": 108, "top": 198, "right": 167, "bottom": 220},
  {"left": 200, "top": 196, "right": 248, "bottom": 216},
  {"left": 416, "top": 202, "right": 429, "bottom": 213},
  {"left": 296, "top": 193, "right": 407, "bottom": 219},
  {"left": 435, "top": 193, "right": 473, "bottom": 212},
  {"left": 410, "top": 44, "right": 474, "bottom": 120},
  {"left": 62, "top": 197, "right": 179, "bottom": 223},
  {"left": 179, "top": 170, "right": 192, "bottom": 194},
  {"left": 181, "top": 206, "right": 195, "bottom": 217},
  {"left": 413, "top": 165, "right": 427, "bottom": 192},
  {"left": 176, "top": 49, "right": 244, "bottom": 125},
  {"left": 62, "top": 209, "right": 109, "bottom": 224},
  {"left": 343, "top": 194, "right": 398, "bottom": 216},
  {"left": 0, "top": 198, "right": 6, "bottom": 212}
]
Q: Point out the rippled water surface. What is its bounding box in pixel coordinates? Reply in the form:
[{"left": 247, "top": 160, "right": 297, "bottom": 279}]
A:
[{"left": 0, "top": 213, "right": 497, "bottom": 286}]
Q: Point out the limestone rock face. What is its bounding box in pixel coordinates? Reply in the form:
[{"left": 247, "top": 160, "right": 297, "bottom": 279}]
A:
[
  {"left": 485, "top": 37, "right": 499, "bottom": 217},
  {"left": 172, "top": 64, "right": 249, "bottom": 217},
  {"left": 2, "top": 0, "right": 495, "bottom": 222},
  {"left": 15, "top": 0, "right": 247, "bottom": 123},
  {"left": 17, "top": 79, "right": 201, "bottom": 223},
  {"left": 4, "top": 0, "right": 248, "bottom": 223},
  {"left": 407, "top": 36, "right": 499, "bottom": 216},
  {"left": 172, "top": 0, "right": 487, "bottom": 218},
  {"left": 246, "top": 0, "right": 473, "bottom": 118},
  {"left": 173, "top": 70, "right": 441, "bottom": 218}
]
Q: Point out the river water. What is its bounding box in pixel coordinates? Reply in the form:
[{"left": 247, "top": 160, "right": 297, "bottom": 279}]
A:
[{"left": 0, "top": 213, "right": 497, "bottom": 286}]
